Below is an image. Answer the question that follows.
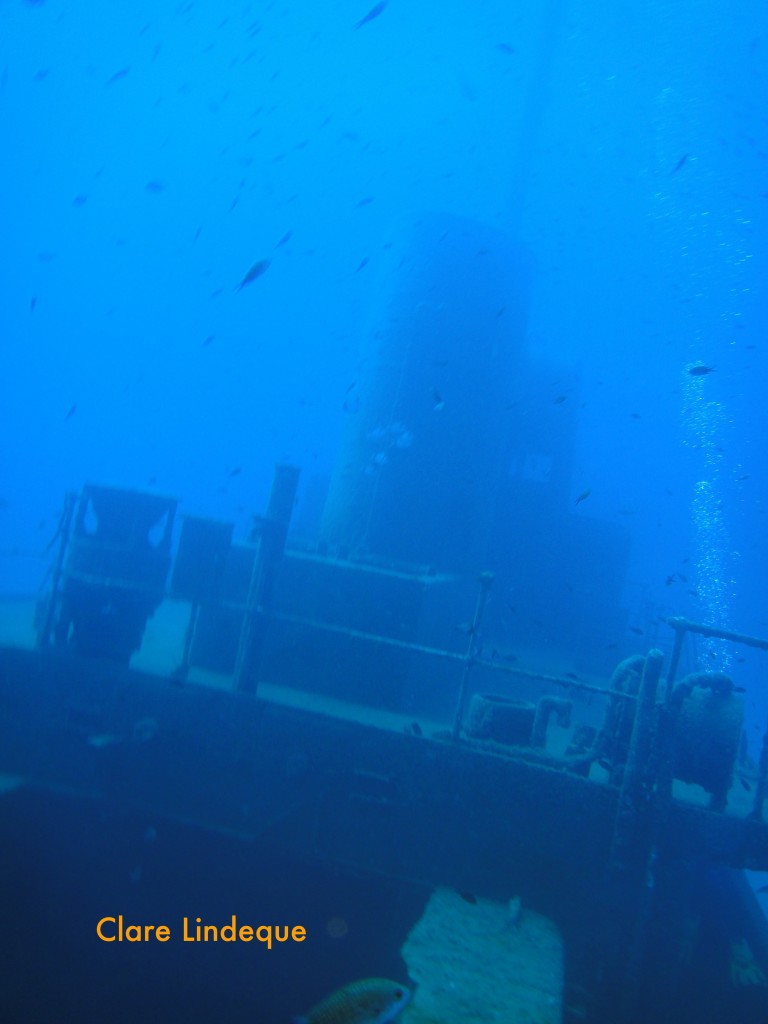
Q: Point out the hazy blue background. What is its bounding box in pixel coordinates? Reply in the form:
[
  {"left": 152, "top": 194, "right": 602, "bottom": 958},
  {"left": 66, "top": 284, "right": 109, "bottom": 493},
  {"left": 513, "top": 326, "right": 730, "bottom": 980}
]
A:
[{"left": 1, "top": 0, "right": 766, "bottom": 698}]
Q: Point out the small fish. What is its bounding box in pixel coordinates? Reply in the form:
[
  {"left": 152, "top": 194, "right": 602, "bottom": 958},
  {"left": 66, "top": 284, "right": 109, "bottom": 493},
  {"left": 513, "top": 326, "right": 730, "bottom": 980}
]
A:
[
  {"left": 294, "top": 978, "right": 409, "bottom": 1024},
  {"left": 353, "top": 2, "right": 388, "bottom": 30},
  {"left": 670, "top": 153, "right": 688, "bottom": 175},
  {"left": 408, "top": 721, "right": 422, "bottom": 737},
  {"left": 432, "top": 388, "right": 445, "bottom": 411},
  {"left": 355, "top": 257, "right": 369, "bottom": 272},
  {"left": 87, "top": 733, "right": 121, "bottom": 749},
  {"left": 629, "top": 626, "right": 644, "bottom": 635},
  {"left": 275, "top": 230, "right": 292, "bottom": 248},
  {"left": 0, "top": 773, "right": 24, "bottom": 796},
  {"left": 757, "top": 885, "right": 768, "bottom": 894},
  {"left": 228, "top": 466, "right": 242, "bottom": 478},
  {"left": 145, "top": 180, "right": 166, "bottom": 193},
  {"left": 236, "top": 259, "right": 270, "bottom": 291},
  {"left": 553, "top": 394, "right": 567, "bottom": 404},
  {"left": 688, "top": 364, "right": 715, "bottom": 376},
  {"left": 65, "top": 404, "right": 77, "bottom": 420},
  {"left": 575, "top": 488, "right": 591, "bottom": 505},
  {"left": 458, "top": 891, "right": 477, "bottom": 904},
  {"left": 356, "top": 196, "right": 375, "bottom": 207},
  {"left": 106, "top": 67, "right": 131, "bottom": 86},
  {"left": 453, "top": 622, "right": 475, "bottom": 635}
]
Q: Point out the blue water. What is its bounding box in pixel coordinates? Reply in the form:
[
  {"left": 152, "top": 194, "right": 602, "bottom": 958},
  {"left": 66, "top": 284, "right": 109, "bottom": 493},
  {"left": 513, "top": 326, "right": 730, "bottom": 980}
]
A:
[{"left": 1, "top": 1, "right": 767, "bottom": 1021}]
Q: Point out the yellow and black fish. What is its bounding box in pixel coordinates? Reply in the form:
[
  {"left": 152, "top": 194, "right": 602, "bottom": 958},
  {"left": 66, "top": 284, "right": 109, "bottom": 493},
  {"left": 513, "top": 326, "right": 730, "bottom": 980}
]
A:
[{"left": 293, "top": 977, "right": 410, "bottom": 1024}]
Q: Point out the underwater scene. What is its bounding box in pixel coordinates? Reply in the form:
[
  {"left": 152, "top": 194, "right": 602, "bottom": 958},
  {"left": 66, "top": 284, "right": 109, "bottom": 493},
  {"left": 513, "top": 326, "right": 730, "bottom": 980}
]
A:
[{"left": 1, "top": 1, "right": 767, "bottom": 1021}]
